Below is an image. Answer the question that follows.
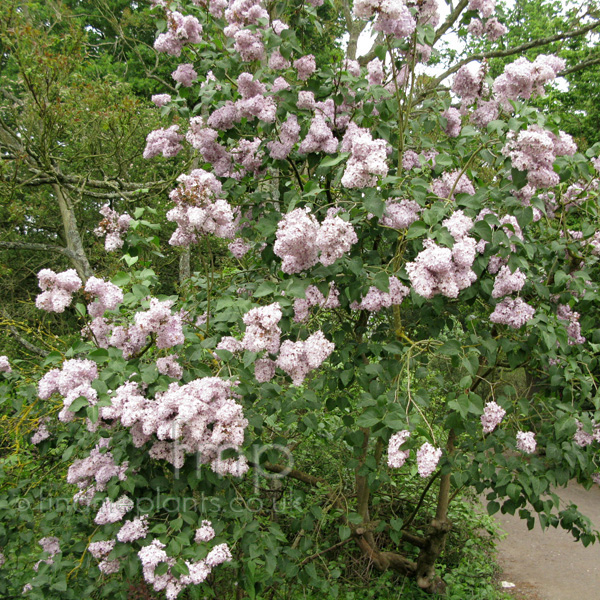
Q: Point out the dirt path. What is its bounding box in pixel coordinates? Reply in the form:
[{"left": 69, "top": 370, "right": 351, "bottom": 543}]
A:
[{"left": 493, "top": 481, "right": 600, "bottom": 600}]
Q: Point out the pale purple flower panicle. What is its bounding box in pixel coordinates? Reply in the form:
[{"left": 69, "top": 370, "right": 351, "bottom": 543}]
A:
[
  {"left": 34, "top": 537, "right": 61, "bottom": 571},
  {"left": 206, "top": 543, "right": 232, "bottom": 567},
  {"left": 274, "top": 208, "right": 320, "bottom": 273},
  {"left": 380, "top": 199, "right": 421, "bottom": 229},
  {"left": 143, "top": 125, "right": 184, "bottom": 159},
  {"left": 430, "top": 170, "right": 476, "bottom": 199},
  {"left": 85, "top": 277, "right": 124, "bottom": 318},
  {"left": 94, "top": 204, "right": 132, "bottom": 252},
  {"left": 442, "top": 107, "right": 461, "bottom": 137},
  {"left": 117, "top": 516, "right": 149, "bottom": 542},
  {"left": 388, "top": 430, "right": 410, "bottom": 468},
  {"left": 134, "top": 298, "right": 185, "bottom": 349},
  {"left": 216, "top": 336, "right": 243, "bottom": 355},
  {"left": 452, "top": 64, "right": 486, "bottom": 107},
  {"left": 557, "top": 304, "right": 586, "bottom": 345},
  {"left": 354, "top": 0, "right": 416, "bottom": 39},
  {"left": 242, "top": 302, "right": 283, "bottom": 354},
  {"left": 470, "top": 99, "right": 499, "bottom": 128},
  {"left": 31, "top": 419, "right": 50, "bottom": 444},
  {"left": 269, "top": 48, "right": 291, "bottom": 70},
  {"left": 316, "top": 213, "right": 358, "bottom": 265},
  {"left": 294, "top": 55, "right": 316, "bottom": 81},
  {"left": 154, "top": 11, "right": 203, "bottom": 56},
  {"left": 367, "top": 58, "right": 384, "bottom": 86},
  {"left": 485, "top": 17, "right": 508, "bottom": 41},
  {"left": 341, "top": 124, "right": 391, "bottom": 188},
  {"left": 293, "top": 283, "right": 340, "bottom": 322},
  {"left": 157, "top": 354, "right": 184, "bottom": 379},
  {"left": 298, "top": 114, "right": 338, "bottom": 154},
  {"left": 267, "top": 113, "right": 300, "bottom": 160},
  {"left": 254, "top": 358, "right": 276, "bottom": 383},
  {"left": 492, "top": 265, "right": 526, "bottom": 298},
  {"left": 0, "top": 356, "right": 11, "bottom": 373},
  {"left": 416, "top": 442, "right": 442, "bottom": 477},
  {"left": 172, "top": 63, "right": 198, "bottom": 87},
  {"left": 194, "top": 520, "right": 216, "bottom": 543},
  {"left": 516, "top": 431, "right": 536, "bottom": 454},
  {"left": 94, "top": 495, "right": 134, "bottom": 525},
  {"left": 89, "top": 540, "right": 116, "bottom": 560},
  {"left": 490, "top": 297, "right": 535, "bottom": 329},
  {"left": 297, "top": 91, "right": 315, "bottom": 110},
  {"left": 352, "top": 276, "right": 410, "bottom": 312},
  {"left": 276, "top": 331, "right": 334, "bottom": 385},
  {"left": 35, "top": 268, "right": 82, "bottom": 313},
  {"left": 468, "top": 0, "right": 496, "bottom": 18},
  {"left": 152, "top": 93, "right": 171, "bottom": 107},
  {"left": 402, "top": 150, "right": 421, "bottom": 170},
  {"left": 481, "top": 401, "right": 506, "bottom": 433}
]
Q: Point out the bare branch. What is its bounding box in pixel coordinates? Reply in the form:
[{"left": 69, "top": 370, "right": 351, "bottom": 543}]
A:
[
  {"left": 561, "top": 55, "right": 600, "bottom": 76},
  {"left": 0, "top": 240, "right": 80, "bottom": 262},
  {"left": 434, "top": 0, "right": 469, "bottom": 44}
]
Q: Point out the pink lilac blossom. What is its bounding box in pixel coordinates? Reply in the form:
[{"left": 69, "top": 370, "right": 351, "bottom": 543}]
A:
[
  {"left": 406, "top": 238, "right": 477, "bottom": 299},
  {"left": 467, "top": 18, "right": 484, "bottom": 37},
  {"left": 216, "top": 336, "right": 244, "bottom": 354},
  {"left": 468, "top": 0, "right": 495, "bottom": 18},
  {"left": 233, "top": 28, "right": 265, "bottom": 61},
  {"left": 172, "top": 63, "right": 198, "bottom": 87},
  {"left": 152, "top": 93, "right": 171, "bottom": 107},
  {"left": 380, "top": 199, "right": 421, "bottom": 229},
  {"left": 367, "top": 58, "right": 384, "bottom": 85},
  {"left": 387, "top": 430, "right": 411, "bottom": 468},
  {"left": 167, "top": 169, "right": 237, "bottom": 246},
  {"left": 298, "top": 114, "right": 338, "bottom": 154},
  {"left": 430, "top": 170, "right": 476, "bottom": 199},
  {"left": 85, "top": 277, "right": 123, "bottom": 318},
  {"left": 293, "top": 283, "right": 340, "bottom": 322},
  {"left": 34, "top": 537, "right": 60, "bottom": 571},
  {"left": 490, "top": 297, "right": 535, "bottom": 329},
  {"left": 470, "top": 100, "right": 500, "bottom": 128},
  {"left": 271, "top": 76, "right": 290, "bottom": 92},
  {"left": 89, "top": 540, "right": 116, "bottom": 560},
  {"left": 94, "top": 495, "right": 134, "bottom": 525},
  {"left": 557, "top": 304, "right": 586, "bottom": 345},
  {"left": 481, "top": 401, "right": 506, "bottom": 433},
  {"left": 452, "top": 64, "right": 486, "bottom": 107},
  {"left": 255, "top": 358, "right": 276, "bottom": 382},
  {"left": 493, "top": 54, "right": 565, "bottom": 110},
  {"left": 140, "top": 378, "right": 248, "bottom": 475},
  {"left": 344, "top": 59, "right": 361, "bottom": 77},
  {"left": 297, "top": 91, "right": 316, "bottom": 110},
  {"left": 271, "top": 19, "right": 289, "bottom": 35},
  {"left": 94, "top": 203, "right": 132, "bottom": 252},
  {"left": 273, "top": 208, "right": 320, "bottom": 273},
  {"left": 402, "top": 150, "right": 421, "bottom": 170},
  {"left": 316, "top": 214, "right": 358, "bottom": 265},
  {"left": 143, "top": 125, "right": 184, "bottom": 159},
  {"left": 341, "top": 126, "right": 391, "bottom": 188},
  {"left": 109, "top": 324, "right": 147, "bottom": 359},
  {"left": 117, "top": 516, "right": 149, "bottom": 543},
  {"left": 485, "top": 17, "right": 508, "bottom": 40},
  {"left": 269, "top": 48, "right": 290, "bottom": 70},
  {"left": 0, "top": 356, "right": 11, "bottom": 373},
  {"left": 352, "top": 276, "right": 410, "bottom": 312},
  {"left": 154, "top": 11, "right": 203, "bottom": 56},
  {"left": 416, "top": 442, "right": 442, "bottom": 477},
  {"left": 267, "top": 114, "right": 300, "bottom": 160},
  {"left": 442, "top": 210, "right": 473, "bottom": 239},
  {"left": 195, "top": 521, "right": 216, "bottom": 543},
  {"left": 35, "top": 268, "right": 82, "bottom": 313},
  {"left": 354, "top": 0, "right": 416, "bottom": 38},
  {"left": 516, "top": 431, "right": 536, "bottom": 454},
  {"left": 228, "top": 238, "right": 252, "bottom": 259},
  {"left": 31, "top": 419, "right": 50, "bottom": 444},
  {"left": 134, "top": 298, "right": 185, "bottom": 349},
  {"left": 186, "top": 117, "right": 233, "bottom": 177},
  {"left": 276, "top": 331, "right": 335, "bottom": 386},
  {"left": 442, "top": 107, "right": 461, "bottom": 137},
  {"left": 492, "top": 265, "right": 526, "bottom": 298},
  {"left": 411, "top": 0, "right": 440, "bottom": 27},
  {"left": 231, "top": 138, "right": 263, "bottom": 179},
  {"left": 294, "top": 55, "right": 316, "bottom": 80},
  {"left": 242, "top": 303, "right": 283, "bottom": 354},
  {"left": 157, "top": 354, "right": 184, "bottom": 379}
]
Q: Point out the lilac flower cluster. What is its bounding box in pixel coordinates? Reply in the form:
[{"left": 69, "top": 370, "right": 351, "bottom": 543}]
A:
[
  {"left": 95, "top": 495, "right": 134, "bottom": 525},
  {"left": 223, "top": 0, "right": 271, "bottom": 62},
  {"left": 379, "top": 199, "right": 421, "bottom": 230},
  {"left": 35, "top": 268, "right": 82, "bottom": 313},
  {"left": 133, "top": 298, "right": 185, "bottom": 350},
  {"left": 442, "top": 107, "right": 462, "bottom": 137},
  {"left": 172, "top": 63, "right": 198, "bottom": 87},
  {"left": 167, "top": 169, "right": 236, "bottom": 246},
  {"left": 157, "top": 354, "right": 184, "bottom": 379},
  {"left": 492, "top": 265, "right": 526, "bottom": 298},
  {"left": 353, "top": 0, "right": 416, "bottom": 39},
  {"left": 67, "top": 438, "right": 128, "bottom": 504},
  {"left": 416, "top": 442, "right": 442, "bottom": 477},
  {"left": 276, "top": 331, "right": 335, "bottom": 386},
  {"left": 38, "top": 358, "right": 98, "bottom": 425},
  {"left": 138, "top": 536, "right": 231, "bottom": 599},
  {"left": 573, "top": 419, "right": 600, "bottom": 448},
  {"left": 557, "top": 304, "right": 586, "bottom": 345},
  {"left": 494, "top": 55, "right": 565, "bottom": 110},
  {"left": 367, "top": 58, "right": 384, "bottom": 86},
  {"left": 89, "top": 539, "right": 120, "bottom": 575},
  {"left": 293, "top": 283, "right": 340, "bottom": 323},
  {"left": 516, "top": 431, "right": 536, "bottom": 454},
  {"left": 452, "top": 64, "right": 486, "bottom": 108},
  {"left": 298, "top": 114, "right": 338, "bottom": 154},
  {"left": 0, "top": 356, "right": 11, "bottom": 373},
  {"left": 407, "top": 211, "right": 477, "bottom": 299},
  {"left": 267, "top": 114, "right": 300, "bottom": 160},
  {"left": 151, "top": 93, "right": 171, "bottom": 107},
  {"left": 481, "top": 401, "right": 506, "bottom": 433},
  {"left": 34, "top": 537, "right": 61, "bottom": 571},
  {"left": 242, "top": 302, "right": 283, "bottom": 354},
  {"left": 468, "top": 0, "right": 496, "bottom": 17},
  {"left": 274, "top": 208, "right": 357, "bottom": 273},
  {"left": 31, "top": 418, "right": 50, "bottom": 444},
  {"left": 154, "top": 11, "right": 203, "bottom": 56},
  {"left": 387, "top": 430, "right": 410, "bottom": 468},
  {"left": 502, "top": 125, "right": 576, "bottom": 188},
  {"left": 143, "top": 125, "right": 183, "bottom": 159},
  {"left": 430, "top": 170, "right": 476, "bottom": 199},
  {"left": 85, "top": 277, "right": 123, "bottom": 318},
  {"left": 341, "top": 123, "right": 391, "bottom": 188},
  {"left": 351, "top": 276, "right": 410, "bottom": 312},
  {"left": 490, "top": 297, "right": 535, "bottom": 329},
  {"left": 94, "top": 204, "right": 132, "bottom": 252},
  {"left": 294, "top": 55, "right": 316, "bottom": 81},
  {"left": 117, "top": 516, "right": 149, "bottom": 543}
]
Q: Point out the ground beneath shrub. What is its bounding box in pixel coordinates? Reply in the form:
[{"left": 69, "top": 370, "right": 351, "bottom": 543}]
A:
[{"left": 492, "top": 481, "right": 600, "bottom": 600}]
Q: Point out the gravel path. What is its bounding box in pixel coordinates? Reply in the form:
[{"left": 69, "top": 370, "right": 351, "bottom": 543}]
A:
[{"left": 493, "top": 481, "right": 600, "bottom": 600}]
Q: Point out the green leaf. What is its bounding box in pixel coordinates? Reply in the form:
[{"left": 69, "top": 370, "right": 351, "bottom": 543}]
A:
[
  {"left": 320, "top": 153, "right": 349, "bottom": 168},
  {"left": 439, "top": 340, "right": 461, "bottom": 356},
  {"left": 339, "top": 525, "right": 351, "bottom": 540}
]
